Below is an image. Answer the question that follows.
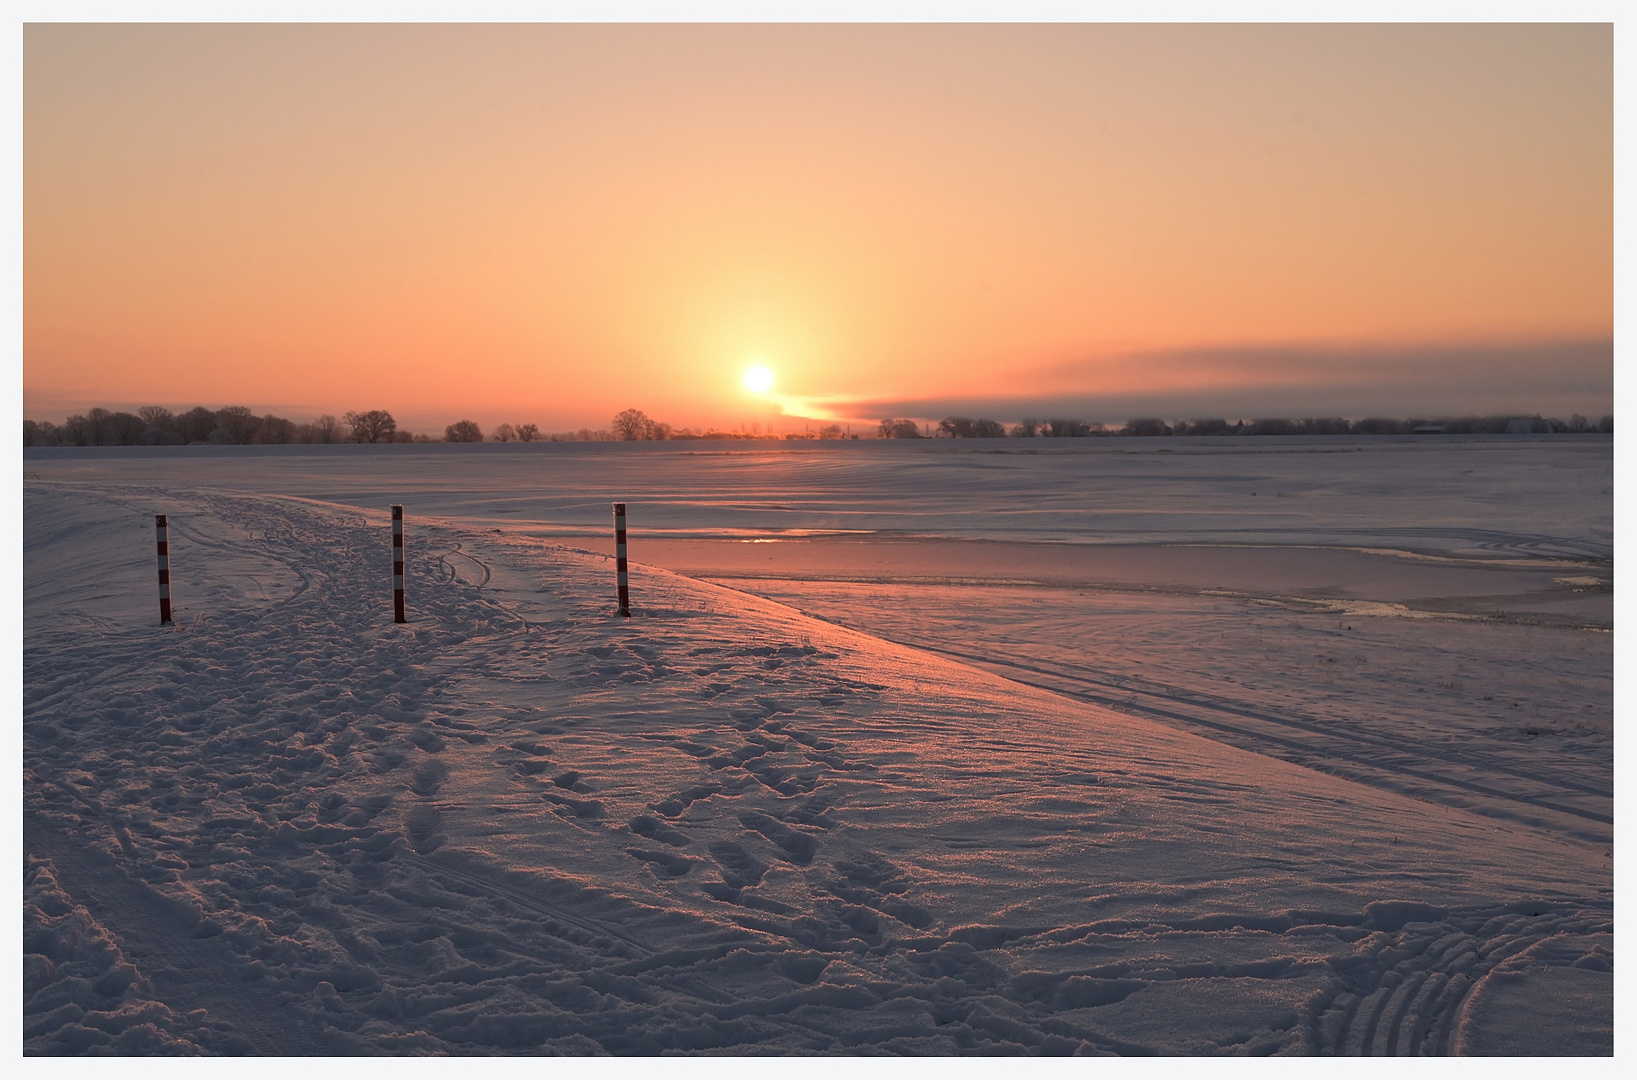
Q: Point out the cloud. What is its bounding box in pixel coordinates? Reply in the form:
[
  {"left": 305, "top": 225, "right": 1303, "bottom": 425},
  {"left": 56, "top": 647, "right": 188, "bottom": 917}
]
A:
[{"left": 824, "top": 339, "right": 1613, "bottom": 423}]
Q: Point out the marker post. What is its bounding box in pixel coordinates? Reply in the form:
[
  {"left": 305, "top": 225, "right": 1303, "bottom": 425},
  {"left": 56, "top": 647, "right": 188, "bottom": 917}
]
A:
[
  {"left": 392, "top": 505, "right": 406, "bottom": 623},
  {"left": 155, "top": 514, "right": 172, "bottom": 625},
  {"left": 613, "top": 502, "right": 630, "bottom": 617}
]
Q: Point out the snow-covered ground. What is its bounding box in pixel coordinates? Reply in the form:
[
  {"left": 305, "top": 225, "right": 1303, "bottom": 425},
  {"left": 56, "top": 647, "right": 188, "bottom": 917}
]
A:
[
  {"left": 661, "top": 540, "right": 1612, "bottom": 847},
  {"left": 21, "top": 440, "right": 1613, "bottom": 1055}
]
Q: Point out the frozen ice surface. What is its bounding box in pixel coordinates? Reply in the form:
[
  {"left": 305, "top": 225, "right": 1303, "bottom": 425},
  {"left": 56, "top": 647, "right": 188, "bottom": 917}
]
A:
[
  {"left": 22, "top": 434, "right": 1613, "bottom": 557},
  {"left": 21, "top": 441, "right": 1612, "bottom": 1055}
]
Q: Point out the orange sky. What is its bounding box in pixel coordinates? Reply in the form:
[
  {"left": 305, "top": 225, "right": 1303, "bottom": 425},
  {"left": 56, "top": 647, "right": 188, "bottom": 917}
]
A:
[{"left": 24, "top": 24, "right": 1612, "bottom": 431}]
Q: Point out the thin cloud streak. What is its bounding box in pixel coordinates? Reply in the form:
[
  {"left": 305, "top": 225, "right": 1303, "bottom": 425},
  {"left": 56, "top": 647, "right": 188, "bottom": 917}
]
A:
[{"left": 819, "top": 340, "right": 1612, "bottom": 424}]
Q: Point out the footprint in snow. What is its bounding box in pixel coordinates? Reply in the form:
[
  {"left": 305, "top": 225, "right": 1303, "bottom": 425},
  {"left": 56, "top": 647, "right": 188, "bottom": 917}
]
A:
[
  {"left": 403, "top": 804, "right": 445, "bottom": 855},
  {"left": 411, "top": 760, "right": 447, "bottom": 797},
  {"left": 738, "top": 811, "right": 819, "bottom": 865},
  {"left": 706, "top": 841, "right": 768, "bottom": 891},
  {"left": 651, "top": 781, "right": 723, "bottom": 818},
  {"left": 628, "top": 815, "right": 692, "bottom": 847},
  {"left": 407, "top": 725, "right": 445, "bottom": 753},
  {"left": 625, "top": 848, "right": 695, "bottom": 877}
]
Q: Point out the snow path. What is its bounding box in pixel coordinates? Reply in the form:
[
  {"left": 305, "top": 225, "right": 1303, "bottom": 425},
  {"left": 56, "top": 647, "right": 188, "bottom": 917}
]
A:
[{"left": 22, "top": 482, "right": 1612, "bottom": 1055}]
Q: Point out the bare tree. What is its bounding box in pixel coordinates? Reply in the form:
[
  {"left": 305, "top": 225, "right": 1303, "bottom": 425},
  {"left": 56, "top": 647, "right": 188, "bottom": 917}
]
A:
[
  {"left": 308, "top": 414, "right": 343, "bottom": 443},
  {"left": 255, "top": 414, "right": 297, "bottom": 443},
  {"left": 491, "top": 423, "right": 516, "bottom": 443},
  {"left": 172, "top": 406, "right": 213, "bottom": 443},
  {"left": 60, "top": 408, "right": 146, "bottom": 445},
  {"left": 878, "top": 418, "right": 921, "bottom": 439},
  {"left": 135, "top": 406, "right": 184, "bottom": 444},
  {"left": 445, "top": 419, "right": 483, "bottom": 443},
  {"left": 344, "top": 410, "right": 397, "bottom": 443},
  {"left": 515, "top": 423, "right": 540, "bottom": 442},
  {"left": 613, "top": 409, "right": 653, "bottom": 441},
  {"left": 938, "top": 416, "right": 1008, "bottom": 438},
  {"left": 210, "top": 406, "right": 260, "bottom": 444}
]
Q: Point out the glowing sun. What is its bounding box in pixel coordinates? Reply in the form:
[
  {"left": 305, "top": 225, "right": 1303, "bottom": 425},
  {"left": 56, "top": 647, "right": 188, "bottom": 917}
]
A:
[{"left": 743, "top": 365, "right": 775, "bottom": 393}]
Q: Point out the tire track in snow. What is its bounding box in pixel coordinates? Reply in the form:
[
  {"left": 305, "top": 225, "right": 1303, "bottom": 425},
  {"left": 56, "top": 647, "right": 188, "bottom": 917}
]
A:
[
  {"left": 878, "top": 640, "right": 1611, "bottom": 829},
  {"left": 427, "top": 541, "right": 494, "bottom": 588},
  {"left": 147, "top": 493, "right": 319, "bottom": 611},
  {"left": 1307, "top": 905, "right": 1602, "bottom": 1056}
]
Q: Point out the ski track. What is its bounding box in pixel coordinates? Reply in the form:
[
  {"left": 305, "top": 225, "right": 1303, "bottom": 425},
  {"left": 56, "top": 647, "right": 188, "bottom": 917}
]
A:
[
  {"left": 852, "top": 641, "right": 1610, "bottom": 832},
  {"left": 22, "top": 483, "right": 1612, "bottom": 1055}
]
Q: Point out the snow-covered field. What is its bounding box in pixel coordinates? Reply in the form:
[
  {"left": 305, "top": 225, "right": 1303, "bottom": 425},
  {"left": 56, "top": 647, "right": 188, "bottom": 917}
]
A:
[{"left": 21, "top": 439, "right": 1613, "bottom": 1055}]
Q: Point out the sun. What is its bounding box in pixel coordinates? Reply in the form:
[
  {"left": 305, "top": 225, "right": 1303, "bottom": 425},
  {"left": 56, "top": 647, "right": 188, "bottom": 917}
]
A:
[{"left": 743, "top": 365, "right": 775, "bottom": 394}]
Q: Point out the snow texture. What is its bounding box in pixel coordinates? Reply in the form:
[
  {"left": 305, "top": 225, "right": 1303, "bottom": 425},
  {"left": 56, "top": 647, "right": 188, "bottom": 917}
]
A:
[{"left": 21, "top": 440, "right": 1612, "bottom": 1055}]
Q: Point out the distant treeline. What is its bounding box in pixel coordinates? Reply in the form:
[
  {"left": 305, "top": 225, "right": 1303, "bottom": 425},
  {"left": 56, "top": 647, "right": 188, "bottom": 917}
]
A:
[
  {"left": 23, "top": 405, "right": 1614, "bottom": 447},
  {"left": 21, "top": 405, "right": 852, "bottom": 447},
  {"left": 601, "top": 409, "right": 855, "bottom": 441},
  {"left": 25, "top": 407, "right": 586, "bottom": 447},
  {"left": 24, "top": 406, "right": 417, "bottom": 447},
  {"left": 880, "top": 413, "right": 1615, "bottom": 439}
]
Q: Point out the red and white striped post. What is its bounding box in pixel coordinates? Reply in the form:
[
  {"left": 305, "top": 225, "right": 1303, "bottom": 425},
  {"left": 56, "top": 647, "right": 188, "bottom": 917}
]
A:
[
  {"left": 391, "top": 505, "right": 406, "bottom": 623},
  {"left": 613, "top": 502, "right": 630, "bottom": 617},
  {"left": 155, "top": 514, "right": 172, "bottom": 625}
]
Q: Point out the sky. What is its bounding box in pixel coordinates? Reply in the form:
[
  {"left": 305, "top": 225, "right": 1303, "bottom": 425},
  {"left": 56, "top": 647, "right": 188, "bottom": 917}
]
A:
[{"left": 23, "top": 23, "right": 1612, "bottom": 432}]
